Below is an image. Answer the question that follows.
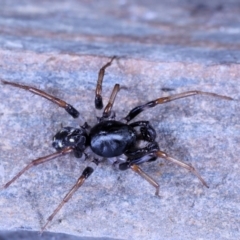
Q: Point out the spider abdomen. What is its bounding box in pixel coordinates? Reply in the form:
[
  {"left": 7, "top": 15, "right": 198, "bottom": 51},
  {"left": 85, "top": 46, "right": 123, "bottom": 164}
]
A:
[{"left": 89, "top": 120, "right": 136, "bottom": 158}]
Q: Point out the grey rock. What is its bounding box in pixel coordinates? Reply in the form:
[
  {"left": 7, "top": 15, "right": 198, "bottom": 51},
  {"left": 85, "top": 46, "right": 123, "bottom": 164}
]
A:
[{"left": 0, "top": 0, "right": 239, "bottom": 240}]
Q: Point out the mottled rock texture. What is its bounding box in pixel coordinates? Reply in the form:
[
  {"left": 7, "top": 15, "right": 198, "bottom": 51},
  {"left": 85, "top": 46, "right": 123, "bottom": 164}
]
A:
[{"left": 0, "top": 1, "right": 239, "bottom": 240}]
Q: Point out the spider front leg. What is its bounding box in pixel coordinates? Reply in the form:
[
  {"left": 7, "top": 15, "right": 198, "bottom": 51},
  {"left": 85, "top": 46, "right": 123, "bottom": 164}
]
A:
[
  {"left": 2, "top": 147, "right": 73, "bottom": 189},
  {"left": 124, "top": 90, "right": 233, "bottom": 122},
  {"left": 40, "top": 161, "right": 98, "bottom": 233},
  {"left": 95, "top": 56, "right": 116, "bottom": 109},
  {"left": 1, "top": 80, "right": 79, "bottom": 118}
]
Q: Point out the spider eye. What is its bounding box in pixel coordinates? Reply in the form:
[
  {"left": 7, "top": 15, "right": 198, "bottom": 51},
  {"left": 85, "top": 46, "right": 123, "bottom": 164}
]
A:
[
  {"left": 52, "top": 127, "right": 87, "bottom": 151},
  {"left": 52, "top": 127, "right": 72, "bottom": 150},
  {"left": 52, "top": 138, "right": 64, "bottom": 150}
]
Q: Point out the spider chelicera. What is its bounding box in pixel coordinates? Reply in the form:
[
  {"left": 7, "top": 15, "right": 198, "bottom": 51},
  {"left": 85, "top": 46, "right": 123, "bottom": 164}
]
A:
[{"left": 1, "top": 56, "right": 233, "bottom": 232}]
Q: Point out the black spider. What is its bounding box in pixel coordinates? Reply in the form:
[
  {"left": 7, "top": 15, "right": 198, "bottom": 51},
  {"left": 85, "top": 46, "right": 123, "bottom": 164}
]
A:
[{"left": 1, "top": 56, "right": 233, "bottom": 232}]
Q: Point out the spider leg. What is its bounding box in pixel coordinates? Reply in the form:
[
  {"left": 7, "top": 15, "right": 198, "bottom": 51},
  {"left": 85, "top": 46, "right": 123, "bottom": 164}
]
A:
[
  {"left": 131, "top": 164, "right": 160, "bottom": 196},
  {"left": 121, "top": 146, "right": 208, "bottom": 195},
  {"left": 2, "top": 147, "right": 73, "bottom": 189},
  {"left": 120, "top": 145, "right": 160, "bottom": 195},
  {"left": 40, "top": 162, "right": 96, "bottom": 233},
  {"left": 102, "top": 83, "right": 120, "bottom": 119},
  {"left": 129, "top": 121, "right": 157, "bottom": 142},
  {"left": 156, "top": 150, "right": 209, "bottom": 188},
  {"left": 95, "top": 56, "right": 116, "bottom": 109},
  {"left": 1, "top": 80, "right": 79, "bottom": 118},
  {"left": 124, "top": 90, "right": 233, "bottom": 122}
]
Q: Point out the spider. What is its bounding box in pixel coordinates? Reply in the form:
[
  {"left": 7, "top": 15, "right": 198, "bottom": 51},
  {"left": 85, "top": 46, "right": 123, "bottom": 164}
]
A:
[{"left": 1, "top": 56, "right": 233, "bottom": 232}]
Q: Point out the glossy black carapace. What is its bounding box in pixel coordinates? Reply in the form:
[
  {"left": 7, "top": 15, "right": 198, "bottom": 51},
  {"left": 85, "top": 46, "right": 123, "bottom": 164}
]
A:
[{"left": 90, "top": 120, "right": 137, "bottom": 158}]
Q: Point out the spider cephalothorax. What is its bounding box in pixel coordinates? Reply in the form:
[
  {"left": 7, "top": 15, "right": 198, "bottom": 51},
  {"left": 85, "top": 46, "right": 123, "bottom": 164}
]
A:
[
  {"left": 52, "top": 127, "right": 88, "bottom": 158},
  {"left": 1, "top": 56, "right": 233, "bottom": 232}
]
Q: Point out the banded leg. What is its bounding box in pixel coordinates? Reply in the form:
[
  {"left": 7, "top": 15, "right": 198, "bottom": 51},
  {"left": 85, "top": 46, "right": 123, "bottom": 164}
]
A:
[
  {"left": 95, "top": 56, "right": 116, "bottom": 109},
  {"left": 40, "top": 163, "right": 97, "bottom": 233},
  {"left": 155, "top": 150, "right": 209, "bottom": 188},
  {"left": 131, "top": 164, "right": 160, "bottom": 196},
  {"left": 102, "top": 83, "right": 120, "bottom": 119},
  {"left": 129, "top": 121, "right": 157, "bottom": 142},
  {"left": 2, "top": 147, "right": 73, "bottom": 189},
  {"left": 1, "top": 80, "right": 79, "bottom": 118},
  {"left": 124, "top": 90, "right": 233, "bottom": 122},
  {"left": 125, "top": 142, "right": 159, "bottom": 160}
]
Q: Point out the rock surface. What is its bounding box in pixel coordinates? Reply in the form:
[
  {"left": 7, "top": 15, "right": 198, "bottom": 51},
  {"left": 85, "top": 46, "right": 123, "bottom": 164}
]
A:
[{"left": 0, "top": 1, "right": 240, "bottom": 240}]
